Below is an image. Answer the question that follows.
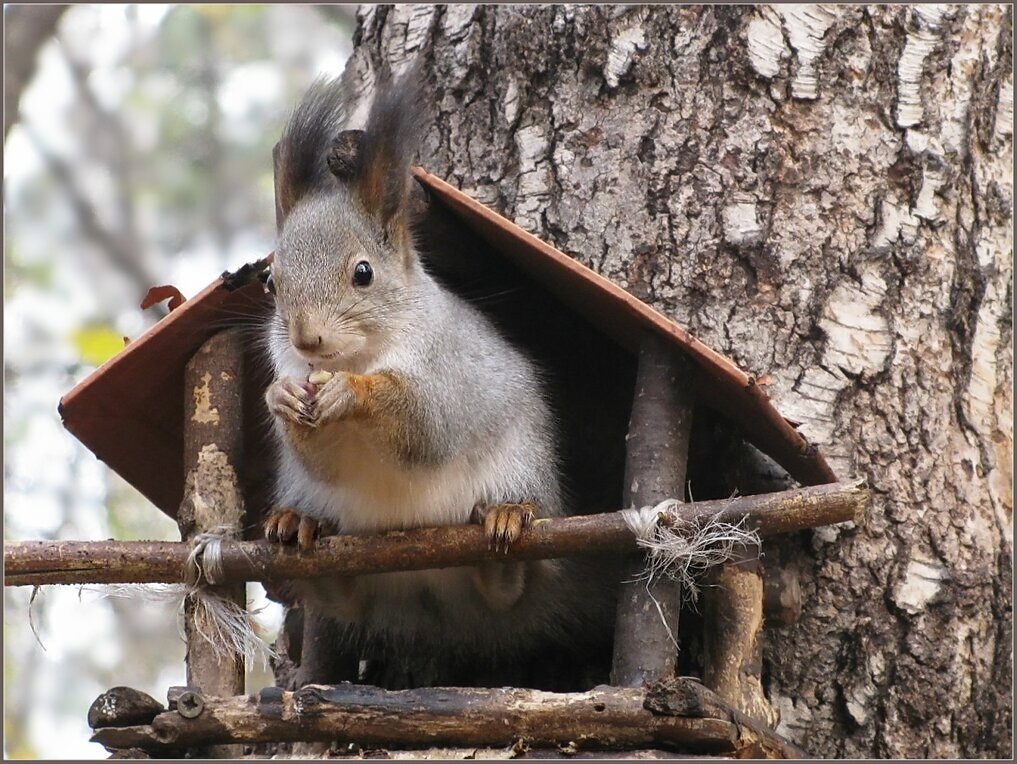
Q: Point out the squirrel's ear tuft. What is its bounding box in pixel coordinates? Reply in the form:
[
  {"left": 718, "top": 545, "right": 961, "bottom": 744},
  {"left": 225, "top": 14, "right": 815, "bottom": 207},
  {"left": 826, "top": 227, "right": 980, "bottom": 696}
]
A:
[
  {"left": 275, "top": 77, "right": 348, "bottom": 225},
  {"left": 352, "top": 62, "right": 426, "bottom": 233}
]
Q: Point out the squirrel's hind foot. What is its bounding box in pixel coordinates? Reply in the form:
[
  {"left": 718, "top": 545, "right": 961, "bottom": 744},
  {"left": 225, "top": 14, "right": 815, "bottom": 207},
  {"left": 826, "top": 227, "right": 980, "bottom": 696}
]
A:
[
  {"left": 470, "top": 501, "right": 540, "bottom": 612},
  {"left": 471, "top": 501, "right": 537, "bottom": 554},
  {"left": 264, "top": 508, "right": 320, "bottom": 551}
]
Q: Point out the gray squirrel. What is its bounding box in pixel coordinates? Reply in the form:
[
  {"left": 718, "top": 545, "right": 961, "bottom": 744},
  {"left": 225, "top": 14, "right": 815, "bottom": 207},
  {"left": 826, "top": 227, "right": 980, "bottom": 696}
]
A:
[{"left": 262, "top": 66, "right": 616, "bottom": 687}]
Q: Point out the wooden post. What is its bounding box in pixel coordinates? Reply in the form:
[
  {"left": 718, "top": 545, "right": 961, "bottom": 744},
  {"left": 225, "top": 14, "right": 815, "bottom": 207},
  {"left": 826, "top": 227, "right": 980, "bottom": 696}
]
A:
[
  {"left": 611, "top": 332, "right": 696, "bottom": 687},
  {"left": 178, "top": 329, "right": 246, "bottom": 756},
  {"left": 701, "top": 440, "right": 783, "bottom": 726},
  {"left": 701, "top": 543, "right": 778, "bottom": 727}
]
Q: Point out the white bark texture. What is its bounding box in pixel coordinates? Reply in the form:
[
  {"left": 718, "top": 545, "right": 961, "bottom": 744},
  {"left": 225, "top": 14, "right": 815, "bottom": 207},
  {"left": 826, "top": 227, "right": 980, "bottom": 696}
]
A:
[{"left": 342, "top": 5, "right": 1012, "bottom": 758}]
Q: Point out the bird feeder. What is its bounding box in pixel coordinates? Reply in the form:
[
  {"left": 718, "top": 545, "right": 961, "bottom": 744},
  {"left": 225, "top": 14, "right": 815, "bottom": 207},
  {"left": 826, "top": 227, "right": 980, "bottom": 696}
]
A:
[{"left": 7, "top": 166, "right": 865, "bottom": 759}]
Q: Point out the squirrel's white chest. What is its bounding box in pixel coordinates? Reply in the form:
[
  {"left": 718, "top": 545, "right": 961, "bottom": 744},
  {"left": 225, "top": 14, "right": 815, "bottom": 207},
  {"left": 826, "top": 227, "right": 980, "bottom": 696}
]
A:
[{"left": 279, "top": 422, "right": 490, "bottom": 533}]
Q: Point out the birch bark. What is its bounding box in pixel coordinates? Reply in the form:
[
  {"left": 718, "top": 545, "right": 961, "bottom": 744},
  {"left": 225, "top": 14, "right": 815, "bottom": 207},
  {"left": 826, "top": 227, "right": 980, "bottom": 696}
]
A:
[{"left": 340, "top": 5, "right": 1012, "bottom": 757}]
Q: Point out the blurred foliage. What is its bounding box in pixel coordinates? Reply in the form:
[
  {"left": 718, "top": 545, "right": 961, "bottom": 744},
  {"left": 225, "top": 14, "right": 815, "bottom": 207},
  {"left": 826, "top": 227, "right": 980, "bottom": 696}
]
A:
[
  {"left": 71, "top": 325, "right": 125, "bottom": 367},
  {"left": 4, "top": 4, "right": 354, "bottom": 758},
  {"left": 4, "top": 242, "right": 55, "bottom": 298}
]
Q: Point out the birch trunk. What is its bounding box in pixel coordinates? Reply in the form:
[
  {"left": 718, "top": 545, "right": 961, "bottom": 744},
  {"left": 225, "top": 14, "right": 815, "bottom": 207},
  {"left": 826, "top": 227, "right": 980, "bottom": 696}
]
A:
[{"left": 337, "top": 5, "right": 1013, "bottom": 758}]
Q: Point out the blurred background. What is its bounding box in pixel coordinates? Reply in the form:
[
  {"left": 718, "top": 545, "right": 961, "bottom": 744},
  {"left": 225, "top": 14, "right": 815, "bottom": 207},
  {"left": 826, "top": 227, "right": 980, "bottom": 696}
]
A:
[{"left": 4, "top": 5, "right": 355, "bottom": 757}]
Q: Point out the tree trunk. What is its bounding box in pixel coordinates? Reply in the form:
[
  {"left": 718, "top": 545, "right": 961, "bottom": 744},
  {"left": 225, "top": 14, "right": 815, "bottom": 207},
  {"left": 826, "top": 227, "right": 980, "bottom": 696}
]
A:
[
  {"left": 3, "top": 5, "right": 68, "bottom": 140},
  {"left": 338, "top": 5, "right": 1013, "bottom": 758}
]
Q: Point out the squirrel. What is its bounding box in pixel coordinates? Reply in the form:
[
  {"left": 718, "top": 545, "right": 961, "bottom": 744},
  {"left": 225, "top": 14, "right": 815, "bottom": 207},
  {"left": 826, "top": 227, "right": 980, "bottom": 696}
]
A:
[{"left": 261, "top": 66, "right": 616, "bottom": 688}]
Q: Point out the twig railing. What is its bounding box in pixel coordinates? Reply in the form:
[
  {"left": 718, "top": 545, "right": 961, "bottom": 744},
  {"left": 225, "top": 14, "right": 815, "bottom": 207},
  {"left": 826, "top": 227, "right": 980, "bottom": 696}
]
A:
[
  {"left": 5, "top": 480, "right": 866, "bottom": 588},
  {"left": 87, "top": 677, "right": 808, "bottom": 758}
]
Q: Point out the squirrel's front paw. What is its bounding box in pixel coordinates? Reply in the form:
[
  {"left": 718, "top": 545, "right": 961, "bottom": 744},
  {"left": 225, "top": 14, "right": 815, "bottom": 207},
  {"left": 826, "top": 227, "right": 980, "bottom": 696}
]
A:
[
  {"left": 308, "top": 372, "right": 355, "bottom": 426},
  {"left": 471, "top": 501, "right": 537, "bottom": 554},
  {"left": 266, "top": 378, "right": 316, "bottom": 428},
  {"left": 264, "top": 508, "right": 320, "bottom": 551}
]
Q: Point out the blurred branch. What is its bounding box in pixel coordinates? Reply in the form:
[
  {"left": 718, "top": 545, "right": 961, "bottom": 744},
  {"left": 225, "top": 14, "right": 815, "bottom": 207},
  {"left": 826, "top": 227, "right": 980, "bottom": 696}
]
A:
[
  {"left": 314, "top": 4, "right": 360, "bottom": 30},
  {"left": 2, "top": 591, "right": 45, "bottom": 758},
  {"left": 3, "top": 4, "right": 69, "bottom": 140},
  {"left": 15, "top": 26, "right": 168, "bottom": 318},
  {"left": 23, "top": 126, "right": 166, "bottom": 318},
  {"left": 196, "top": 13, "right": 230, "bottom": 253},
  {"left": 56, "top": 37, "right": 141, "bottom": 257}
]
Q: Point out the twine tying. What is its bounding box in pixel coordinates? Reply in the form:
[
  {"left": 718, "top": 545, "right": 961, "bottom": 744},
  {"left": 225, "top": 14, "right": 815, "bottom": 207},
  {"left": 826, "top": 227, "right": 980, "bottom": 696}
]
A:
[
  {"left": 621, "top": 497, "right": 762, "bottom": 647},
  {"left": 184, "top": 525, "right": 237, "bottom": 587},
  {"left": 181, "top": 526, "right": 276, "bottom": 666}
]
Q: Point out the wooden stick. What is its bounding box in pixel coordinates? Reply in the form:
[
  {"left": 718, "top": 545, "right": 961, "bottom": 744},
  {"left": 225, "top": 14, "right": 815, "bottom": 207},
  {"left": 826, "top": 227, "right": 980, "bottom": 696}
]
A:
[
  {"left": 178, "top": 330, "right": 246, "bottom": 757},
  {"left": 700, "top": 438, "right": 789, "bottom": 722},
  {"left": 644, "top": 676, "right": 808, "bottom": 759},
  {"left": 5, "top": 480, "right": 867, "bottom": 587},
  {"left": 701, "top": 544, "right": 777, "bottom": 726},
  {"left": 255, "top": 747, "right": 733, "bottom": 759},
  {"left": 330, "top": 749, "right": 720, "bottom": 759},
  {"left": 89, "top": 681, "right": 795, "bottom": 756},
  {"left": 612, "top": 333, "right": 696, "bottom": 686}
]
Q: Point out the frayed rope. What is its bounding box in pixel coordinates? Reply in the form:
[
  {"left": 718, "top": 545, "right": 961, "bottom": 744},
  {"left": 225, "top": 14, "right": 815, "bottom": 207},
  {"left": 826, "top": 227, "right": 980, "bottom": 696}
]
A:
[
  {"left": 182, "top": 525, "right": 277, "bottom": 666},
  {"left": 83, "top": 526, "right": 277, "bottom": 668},
  {"left": 621, "top": 498, "right": 762, "bottom": 647}
]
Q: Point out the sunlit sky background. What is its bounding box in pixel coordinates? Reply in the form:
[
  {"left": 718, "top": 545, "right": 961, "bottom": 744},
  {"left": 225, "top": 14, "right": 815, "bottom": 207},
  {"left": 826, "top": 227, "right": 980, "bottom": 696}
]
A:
[{"left": 4, "top": 5, "right": 352, "bottom": 757}]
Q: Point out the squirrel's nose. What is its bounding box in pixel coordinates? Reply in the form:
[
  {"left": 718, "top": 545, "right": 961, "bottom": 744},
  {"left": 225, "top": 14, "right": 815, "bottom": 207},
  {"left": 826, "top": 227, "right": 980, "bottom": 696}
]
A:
[{"left": 290, "top": 319, "right": 323, "bottom": 354}]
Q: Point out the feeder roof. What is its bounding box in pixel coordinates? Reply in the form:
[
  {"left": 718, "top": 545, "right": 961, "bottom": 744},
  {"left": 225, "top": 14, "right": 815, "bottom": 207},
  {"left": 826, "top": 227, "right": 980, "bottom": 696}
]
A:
[{"left": 59, "top": 169, "right": 835, "bottom": 519}]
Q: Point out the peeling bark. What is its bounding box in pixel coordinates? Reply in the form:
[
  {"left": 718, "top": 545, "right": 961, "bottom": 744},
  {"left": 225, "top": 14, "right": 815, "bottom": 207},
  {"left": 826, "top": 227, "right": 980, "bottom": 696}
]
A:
[
  {"left": 348, "top": 5, "right": 1012, "bottom": 757},
  {"left": 179, "top": 329, "right": 246, "bottom": 758}
]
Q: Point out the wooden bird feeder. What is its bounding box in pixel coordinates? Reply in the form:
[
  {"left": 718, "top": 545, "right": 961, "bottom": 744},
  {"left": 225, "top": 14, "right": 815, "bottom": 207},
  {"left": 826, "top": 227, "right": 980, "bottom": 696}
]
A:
[{"left": 7, "top": 167, "right": 865, "bottom": 759}]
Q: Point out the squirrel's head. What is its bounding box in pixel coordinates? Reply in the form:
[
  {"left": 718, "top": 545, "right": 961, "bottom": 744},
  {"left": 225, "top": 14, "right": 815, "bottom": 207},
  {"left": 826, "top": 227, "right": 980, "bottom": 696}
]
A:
[{"left": 266, "top": 66, "right": 426, "bottom": 373}]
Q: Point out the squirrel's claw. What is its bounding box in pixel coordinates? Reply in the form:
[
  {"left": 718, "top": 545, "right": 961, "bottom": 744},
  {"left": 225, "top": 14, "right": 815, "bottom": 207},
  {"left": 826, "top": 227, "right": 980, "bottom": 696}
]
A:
[
  {"left": 264, "top": 507, "right": 298, "bottom": 543},
  {"left": 296, "top": 405, "right": 317, "bottom": 427},
  {"left": 264, "top": 508, "right": 320, "bottom": 551},
  {"left": 266, "top": 378, "right": 316, "bottom": 428},
  {"left": 473, "top": 501, "right": 537, "bottom": 554},
  {"left": 296, "top": 515, "right": 319, "bottom": 550},
  {"left": 312, "top": 373, "right": 355, "bottom": 425}
]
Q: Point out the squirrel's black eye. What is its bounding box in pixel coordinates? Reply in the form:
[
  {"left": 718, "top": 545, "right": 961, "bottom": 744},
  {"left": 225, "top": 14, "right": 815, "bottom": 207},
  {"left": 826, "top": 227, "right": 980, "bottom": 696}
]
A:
[
  {"left": 264, "top": 272, "right": 276, "bottom": 295},
  {"left": 352, "top": 261, "right": 373, "bottom": 287}
]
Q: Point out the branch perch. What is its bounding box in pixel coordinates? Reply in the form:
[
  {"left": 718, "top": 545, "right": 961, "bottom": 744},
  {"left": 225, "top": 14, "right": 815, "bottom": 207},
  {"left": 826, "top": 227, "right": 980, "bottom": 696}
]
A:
[
  {"left": 6, "top": 480, "right": 867, "bottom": 588},
  {"left": 89, "top": 679, "right": 805, "bottom": 758}
]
